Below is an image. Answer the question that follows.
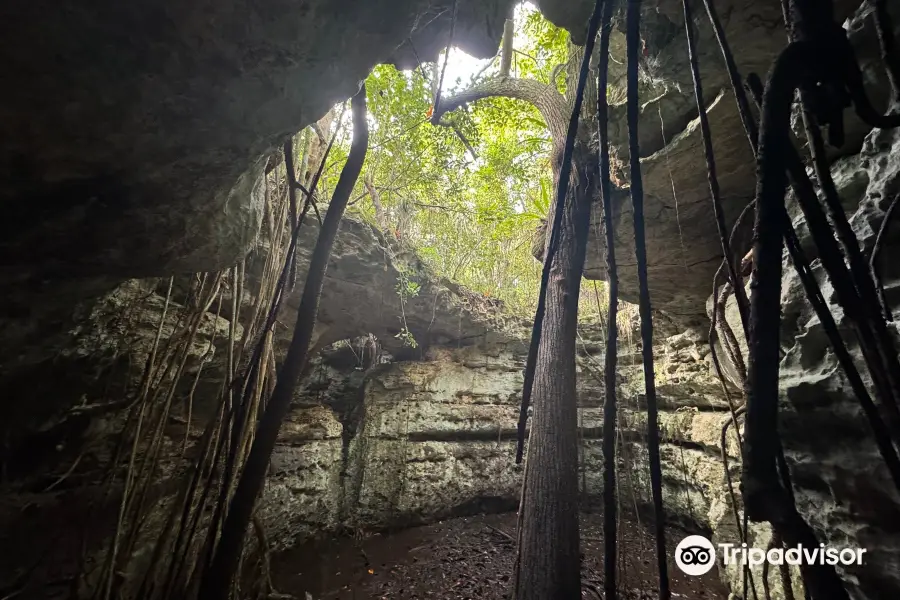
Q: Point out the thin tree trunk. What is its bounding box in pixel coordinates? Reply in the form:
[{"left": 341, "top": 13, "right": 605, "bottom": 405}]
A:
[
  {"left": 500, "top": 18, "right": 515, "bottom": 76},
  {"left": 197, "top": 83, "right": 369, "bottom": 600},
  {"left": 513, "top": 2, "right": 604, "bottom": 597},
  {"left": 364, "top": 172, "right": 387, "bottom": 230},
  {"left": 513, "top": 147, "right": 594, "bottom": 600}
]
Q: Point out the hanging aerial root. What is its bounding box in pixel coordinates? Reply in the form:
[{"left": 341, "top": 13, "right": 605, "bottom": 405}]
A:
[
  {"left": 199, "top": 84, "right": 369, "bottom": 600},
  {"left": 233, "top": 110, "right": 346, "bottom": 408},
  {"left": 625, "top": 1, "right": 669, "bottom": 598},
  {"left": 716, "top": 283, "right": 747, "bottom": 381},
  {"left": 742, "top": 44, "right": 807, "bottom": 527},
  {"left": 96, "top": 276, "right": 175, "bottom": 600},
  {"left": 93, "top": 273, "right": 227, "bottom": 600},
  {"left": 743, "top": 74, "right": 900, "bottom": 496},
  {"left": 719, "top": 408, "right": 760, "bottom": 600},
  {"left": 284, "top": 140, "right": 301, "bottom": 288},
  {"left": 875, "top": 0, "right": 900, "bottom": 96},
  {"left": 871, "top": 193, "right": 900, "bottom": 321},
  {"left": 796, "top": 94, "right": 900, "bottom": 424},
  {"left": 708, "top": 199, "right": 755, "bottom": 408},
  {"left": 774, "top": 531, "right": 798, "bottom": 600},
  {"left": 745, "top": 32, "right": 854, "bottom": 600},
  {"left": 595, "top": 0, "right": 619, "bottom": 597},
  {"left": 719, "top": 197, "right": 776, "bottom": 600},
  {"left": 431, "top": 0, "right": 459, "bottom": 120},
  {"left": 122, "top": 274, "right": 223, "bottom": 554},
  {"left": 783, "top": 0, "right": 900, "bottom": 134},
  {"left": 709, "top": 208, "right": 756, "bottom": 600},
  {"left": 705, "top": 4, "right": 899, "bottom": 598},
  {"left": 682, "top": 0, "right": 749, "bottom": 336},
  {"left": 744, "top": 43, "right": 855, "bottom": 600},
  {"left": 700, "top": 0, "right": 760, "bottom": 151},
  {"left": 156, "top": 181, "right": 293, "bottom": 599}
]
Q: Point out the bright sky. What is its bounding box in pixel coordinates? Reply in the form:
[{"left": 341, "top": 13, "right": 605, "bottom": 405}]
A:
[
  {"left": 439, "top": 2, "right": 539, "bottom": 93},
  {"left": 441, "top": 48, "right": 489, "bottom": 91},
  {"left": 336, "top": 3, "right": 541, "bottom": 155}
]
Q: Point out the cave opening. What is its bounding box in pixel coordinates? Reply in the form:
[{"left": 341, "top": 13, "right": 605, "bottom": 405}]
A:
[{"left": 2, "top": 1, "right": 900, "bottom": 599}]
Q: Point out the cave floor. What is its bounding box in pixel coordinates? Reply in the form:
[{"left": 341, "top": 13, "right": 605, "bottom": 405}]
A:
[{"left": 271, "top": 512, "right": 727, "bottom": 599}]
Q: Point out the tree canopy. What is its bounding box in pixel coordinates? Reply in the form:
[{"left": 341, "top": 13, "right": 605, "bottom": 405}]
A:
[{"left": 320, "top": 5, "right": 635, "bottom": 328}]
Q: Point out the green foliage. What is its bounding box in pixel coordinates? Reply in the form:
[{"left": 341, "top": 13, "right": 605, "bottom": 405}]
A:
[
  {"left": 329, "top": 7, "right": 620, "bottom": 320},
  {"left": 394, "top": 327, "right": 418, "bottom": 348},
  {"left": 517, "top": 6, "right": 570, "bottom": 89},
  {"left": 338, "top": 58, "right": 552, "bottom": 314},
  {"left": 392, "top": 266, "right": 421, "bottom": 348},
  {"left": 396, "top": 268, "right": 421, "bottom": 300}
]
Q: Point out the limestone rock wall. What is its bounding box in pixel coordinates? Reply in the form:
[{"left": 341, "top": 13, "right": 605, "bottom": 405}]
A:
[
  {"left": 0, "top": 213, "right": 527, "bottom": 596},
  {"left": 547, "top": 0, "right": 899, "bottom": 327},
  {"left": 703, "top": 120, "right": 900, "bottom": 600},
  {"left": 256, "top": 322, "right": 744, "bottom": 550},
  {"left": 773, "top": 124, "right": 900, "bottom": 600},
  {"left": 250, "top": 313, "right": 811, "bottom": 600},
  {"left": 259, "top": 338, "right": 590, "bottom": 548}
]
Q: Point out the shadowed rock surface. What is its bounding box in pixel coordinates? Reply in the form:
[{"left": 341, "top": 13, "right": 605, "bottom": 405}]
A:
[
  {"left": 0, "top": 0, "right": 512, "bottom": 277},
  {"left": 0, "top": 0, "right": 515, "bottom": 384},
  {"left": 535, "top": 0, "right": 899, "bottom": 326},
  {"left": 2, "top": 1, "right": 900, "bottom": 599}
]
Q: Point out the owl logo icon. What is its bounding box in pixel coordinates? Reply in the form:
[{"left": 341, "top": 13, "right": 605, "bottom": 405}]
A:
[{"left": 675, "top": 535, "right": 717, "bottom": 576}]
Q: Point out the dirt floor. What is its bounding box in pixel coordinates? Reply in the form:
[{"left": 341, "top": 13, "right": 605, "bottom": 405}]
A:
[{"left": 271, "top": 512, "right": 728, "bottom": 599}]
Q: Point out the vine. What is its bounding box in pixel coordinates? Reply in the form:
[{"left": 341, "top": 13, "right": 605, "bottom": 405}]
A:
[{"left": 394, "top": 265, "right": 421, "bottom": 348}]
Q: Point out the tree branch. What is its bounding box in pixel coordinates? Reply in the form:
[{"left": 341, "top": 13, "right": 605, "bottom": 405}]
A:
[
  {"left": 364, "top": 172, "right": 387, "bottom": 229},
  {"left": 550, "top": 63, "right": 567, "bottom": 89},
  {"left": 434, "top": 118, "right": 479, "bottom": 159},
  {"left": 432, "top": 77, "right": 570, "bottom": 142},
  {"left": 500, "top": 18, "right": 515, "bottom": 76}
]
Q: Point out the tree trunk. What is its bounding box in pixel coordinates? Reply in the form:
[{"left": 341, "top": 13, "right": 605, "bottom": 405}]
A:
[
  {"left": 433, "top": 32, "right": 600, "bottom": 598},
  {"left": 513, "top": 143, "right": 594, "bottom": 600},
  {"left": 364, "top": 172, "right": 387, "bottom": 230},
  {"left": 500, "top": 18, "right": 515, "bottom": 76}
]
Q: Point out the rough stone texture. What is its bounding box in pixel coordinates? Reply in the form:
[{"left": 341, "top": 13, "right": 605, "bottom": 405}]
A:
[
  {"left": 703, "top": 121, "right": 900, "bottom": 600},
  {"left": 0, "top": 278, "right": 240, "bottom": 482},
  {"left": 0, "top": 277, "right": 249, "bottom": 598},
  {"left": 792, "top": 2, "right": 900, "bottom": 162},
  {"left": 259, "top": 329, "right": 600, "bottom": 547},
  {"left": 257, "top": 383, "right": 345, "bottom": 547},
  {"left": 0, "top": 213, "right": 530, "bottom": 593},
  {"left": 0, "top": 0, "right": 514, "bottom": 403},
  {"left": 284, "top": 216, "right": 527, "bottom": 359},
  {"left": 773, "top": 124, "right": 900, "bottom": 600},
  {"left": 0, "top": 0, "right": 511, "bottom": 278},
  {"left": 0, "top": 214, "right": 522, "bottom": 462},
  {"left": 590, "top": 92, "right": 755, "bottom": 326},
  {"left": 3, "top": 2, "right": 900, "bottom": 599},
  {"left": 255, "top": 320, "right": 742, "bottom": 543},
  {"left": 253, "top": 317, "right": 805, "bottom": 599},
  {"left": 564, "top": 0, "right": 893, "bottom": 327}
]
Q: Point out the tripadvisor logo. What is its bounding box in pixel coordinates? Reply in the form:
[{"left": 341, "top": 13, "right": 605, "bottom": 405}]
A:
[
  {"left": 676, "top": 535, "right": 717, "bottom": 576},
  {"left": 675, "top": 535, "right": 867, "bottom": 577}
]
